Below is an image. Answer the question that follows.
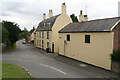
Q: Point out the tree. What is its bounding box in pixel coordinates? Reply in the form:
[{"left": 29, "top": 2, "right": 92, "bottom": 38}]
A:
[
  {"left": 70, "top": 14, "right": 79, "bottom": 23},
  {"left": 20, "top": 27, "right": 29, "bottom": 40},
  {"left": 2, "top": 24, "right": 9, "bottom": 43},
  {"left": 3, "top": 21, "right": 21, "bottom": 46}
]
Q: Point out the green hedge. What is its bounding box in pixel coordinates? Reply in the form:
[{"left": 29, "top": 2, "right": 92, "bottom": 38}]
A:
[{"left": 111, "top": 49, "right": 120, "bottom": 63}]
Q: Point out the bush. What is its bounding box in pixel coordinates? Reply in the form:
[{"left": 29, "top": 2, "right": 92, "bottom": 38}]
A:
[{"left": 111, "top": 49, "right": 120, "bottom": 63}]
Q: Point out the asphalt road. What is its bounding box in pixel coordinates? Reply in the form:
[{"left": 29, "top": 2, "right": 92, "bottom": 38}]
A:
[{"left": 2, "top": 40, "right": 106, "bottom": 78}]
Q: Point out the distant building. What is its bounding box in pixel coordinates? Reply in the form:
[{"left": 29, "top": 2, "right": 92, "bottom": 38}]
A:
[
  {"left": 27, "top": 27, "right": 36, "bottom": 43},
  {"left": 118, "top": 1, "right": 120, "bottom": 17}
]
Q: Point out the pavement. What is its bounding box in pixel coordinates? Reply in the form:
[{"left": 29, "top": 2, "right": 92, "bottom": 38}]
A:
[
  {"left": 2, "top": 40, "right": 119, "bottom": 78},
  {"left": 34, "top": 45, "right": 119, "bottom": 79}
]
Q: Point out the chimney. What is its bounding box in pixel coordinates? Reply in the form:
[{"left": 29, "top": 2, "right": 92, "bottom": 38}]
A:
[
  {"left": 118, "top": 1, "right": 120, "bottom": 17},
  {"left": 84, "top": 15, "right": 88, "bottom": 21},
  {"left": 43, "top": 13, "right": 46, "bottom": 20},
  {"left": 49, "top": 10, "right": 53, "bottom": 18},
  {"left": 62, "top": 3, "right": 66, "bottom": 14},
  {"left": 79, "top": 10, "right": 88, "bottom": 22},
  {"left": 80, "top": 10, "right": 83, "bottom": 15}
]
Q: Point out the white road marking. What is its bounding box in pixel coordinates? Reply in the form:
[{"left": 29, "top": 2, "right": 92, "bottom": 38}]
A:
[{"left": 40, "top": 63, "right": 66, "bottom": 74}]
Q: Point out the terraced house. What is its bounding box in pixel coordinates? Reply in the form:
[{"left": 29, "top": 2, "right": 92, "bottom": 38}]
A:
[{"left": 35, "top": 3, "right": 72, "bottom": 53}]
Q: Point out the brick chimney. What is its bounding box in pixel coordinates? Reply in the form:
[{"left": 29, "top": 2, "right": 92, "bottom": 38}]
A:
[
  {"left": 62, "top": 3, "right": 66, "bottom": 14},
  {"left": 43, "top": 13, "right": 46, "bottom": 20},
  {"left": 49, "top": 10, "right": 53, "bottom": 18},
  {"left": 79, "top": 10, "right": 88, "bottom": 22}
]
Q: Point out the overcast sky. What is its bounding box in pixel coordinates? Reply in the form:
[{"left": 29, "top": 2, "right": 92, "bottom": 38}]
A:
[{"left": 0, "top": 0, "right": 120, "bottom": 30}]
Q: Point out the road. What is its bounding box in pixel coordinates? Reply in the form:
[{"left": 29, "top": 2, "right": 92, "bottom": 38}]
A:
[{"left": 2, "top": 40, "right": 108, "bottom": 78}]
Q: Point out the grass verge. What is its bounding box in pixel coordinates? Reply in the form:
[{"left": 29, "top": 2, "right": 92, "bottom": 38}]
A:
[
  {"left": 0, "top": 63, "right": 32, "bottom": 78},
  {"left": 2, "top": 43, "right": 16, "bottom": 53}
]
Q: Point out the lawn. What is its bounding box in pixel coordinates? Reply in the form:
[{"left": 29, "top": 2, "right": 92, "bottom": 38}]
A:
[
  {"left": 1, "top": 63, "right": 32, "bottom": 78},
  {"left": 2, "top": 43, "right": 16, "bottom": 53}
]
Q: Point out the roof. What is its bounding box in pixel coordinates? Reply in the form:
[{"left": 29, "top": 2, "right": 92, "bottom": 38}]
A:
[
  {"left": 28, "top": 28, "right": 35, "bottom": 36},
  {"left": 36, "top": 14, "right": 60, "bottom": 31},
  {"left": 59, "top": 17, "right": 120, "bottom": 33}
]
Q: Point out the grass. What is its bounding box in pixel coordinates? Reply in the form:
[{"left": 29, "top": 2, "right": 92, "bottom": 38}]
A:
[
  {"left": 2, "top": 43, "right": 16, "bottom": 53},
  {"left": 0, "top": 63, "right": 32, "bottom": 78}
]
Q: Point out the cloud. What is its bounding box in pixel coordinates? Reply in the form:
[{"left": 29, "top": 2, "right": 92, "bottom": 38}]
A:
[{"left": 1, "top": 0, "right": 120, "bottom": 30}]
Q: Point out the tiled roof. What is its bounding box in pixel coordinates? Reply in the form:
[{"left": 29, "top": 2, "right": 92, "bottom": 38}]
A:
[
  {"left": 36, "top": 14, "right": 60, "bottom": 31},
  {"left": 59, "top": 17, "right": 120, "bottom": 33}
]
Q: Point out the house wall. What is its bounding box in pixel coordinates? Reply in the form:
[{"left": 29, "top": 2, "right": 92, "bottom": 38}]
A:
[
  {"left": 35, "top": 31, "right": 52, "bottom": 50},
  {"left": 59, "top": 32, "right": 114, "bottom": 70},
  {"left": 113, "top": 22, "right": 120, "bottom": 50},
  {"left": 51, "top": 14, "right": 72, "bottom": 53},
  {"left": 30, "top": 30, "right": 35, "bottom": 41}
]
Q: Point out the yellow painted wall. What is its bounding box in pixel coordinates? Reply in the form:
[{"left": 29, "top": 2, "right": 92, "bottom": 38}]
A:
[
  {"left": 59, "top": 32, "right": 114, "bottom": 70},
  {"left": 30, "top": 30, "right": 36, "bottom": 42},
  {"left": 35, "top": 31, "right": 52, "bottom": 50},
  {"left": 52, "top": 14, "right": 72, "bottom": 53}
]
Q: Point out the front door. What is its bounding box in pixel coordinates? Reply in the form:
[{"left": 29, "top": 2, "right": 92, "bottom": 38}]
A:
[{"left": 52, "top": 43, "right": 54, "bottom": 53}]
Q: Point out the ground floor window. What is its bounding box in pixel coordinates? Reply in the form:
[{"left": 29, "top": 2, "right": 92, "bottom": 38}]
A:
[
  {"left": 47, "top": 42, "right": 49, "bottom": 48},
  {"left": 42, "top": 40, "right": 44, "bottom": 48}
]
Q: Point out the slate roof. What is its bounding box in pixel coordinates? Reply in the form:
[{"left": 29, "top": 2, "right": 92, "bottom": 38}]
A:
[
  {"left": 59, "top": 17, "right": 120, "bottom": 33},
  {"left": 29, "top": 28, "right": 35, "bottom": 36},
  {"left": 36, "top": 14, "right": 60, "bottom": 31}
]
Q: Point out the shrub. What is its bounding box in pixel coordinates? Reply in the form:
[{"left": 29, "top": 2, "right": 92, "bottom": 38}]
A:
[{"left": 111, "top": 49, "right": 120, "bottom": 63}]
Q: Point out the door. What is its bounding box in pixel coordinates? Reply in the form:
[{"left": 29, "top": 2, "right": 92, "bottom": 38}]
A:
[{"left": 52, "top": 42, "right": 54, "bottom": 53}]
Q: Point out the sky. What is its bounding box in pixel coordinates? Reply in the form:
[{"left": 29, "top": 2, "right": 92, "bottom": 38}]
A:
[{"left": 0, "top": 0, "right": 120, "bottom": 30}]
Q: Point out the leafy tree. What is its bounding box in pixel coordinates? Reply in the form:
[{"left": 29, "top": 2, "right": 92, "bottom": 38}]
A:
[
  {"left": 70, "top": 14, "right": 79, "bottom": 23},
  {"left": 2, "top": 24, "right": 9, "bottom": 43},
  {"left": 0, "top": 22, "right": 2, "bottom": 43},
  {"left": 3, "top": 21, "right": 21, "bottom": 46},
  {"left": 20, "top": 27, "right": 29, "bottom": 40}
]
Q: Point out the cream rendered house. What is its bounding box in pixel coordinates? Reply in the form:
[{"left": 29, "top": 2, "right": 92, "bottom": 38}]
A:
[
  {"left": 58, "top": 17, "right": 120, "bottom": 70},
  {"left": 35, "top": 3, "right": 72, "bottom": 53}
]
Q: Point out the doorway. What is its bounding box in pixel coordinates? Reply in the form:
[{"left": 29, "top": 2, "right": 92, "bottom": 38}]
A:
[{"left": 52, "top": 42, "right": 54, "bottom": 53}]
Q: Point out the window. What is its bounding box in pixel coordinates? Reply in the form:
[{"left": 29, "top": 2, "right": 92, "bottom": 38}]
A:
[
  {"left": 66, "top": 34, "right": 70, "bottom": 41},
  {"left": 39, "top": 40, "right": 41, "bottom": 46},
  {"left": 42, "top": 40, "right": 44, "bottom": 48},
  {"left": 37, "top": 40, "right": 39, "bottom": 46},
  {"left": 85, "top": 35, "right": 90, "bottom": 43},
  {"left": 47, "top": 31, "right": 49, "bottom": 39},
  {"left": 39, "top": 32, "right": 41, "bottom": 38},
  {"left": 47, "top": 42, "right": 49, "bottom": 48},
  {"left": 42, "top": 32, "right": 44, "bottom": 38}
]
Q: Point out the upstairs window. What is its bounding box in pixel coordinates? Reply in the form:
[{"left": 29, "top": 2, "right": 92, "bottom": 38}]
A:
[
  {"left": 47, "top": 31, "right": 49, "bottom": 39},
  {"left": 42, "top": 32, "right": 44, "bottom": 38},
  {"left": 39, "top": 32, "right": 41, "bottom": 38},
  {"left": 85, "top": 35, "right": 90, "bottom": 43},
  {"left": 66, "top": 34, "right": 70, "bottom": 41}
]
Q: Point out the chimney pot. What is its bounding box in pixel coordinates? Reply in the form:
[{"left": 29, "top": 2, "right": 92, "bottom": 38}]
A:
[
  {"left": 49, "top": 10, "right": 53, "bottom": 18},
  {"left": 80, "top": 10, "right": 83, "bottom": 15},
  {"left": 43, "top": 13, "right": 46, "bottom": 20},
  {"left": 62, "top": 3, "right": 66, "bottom": 14}
]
